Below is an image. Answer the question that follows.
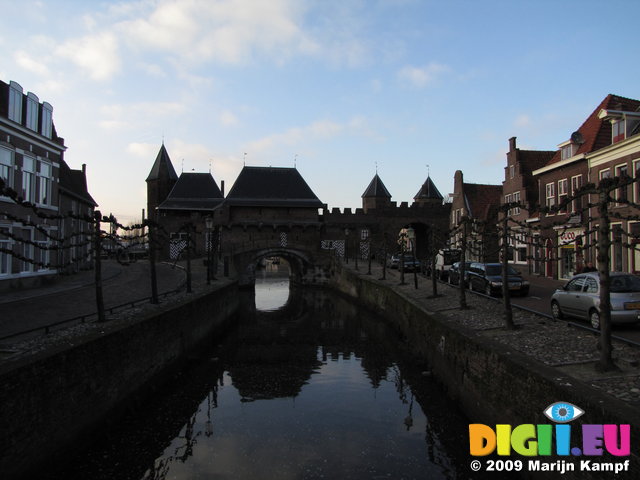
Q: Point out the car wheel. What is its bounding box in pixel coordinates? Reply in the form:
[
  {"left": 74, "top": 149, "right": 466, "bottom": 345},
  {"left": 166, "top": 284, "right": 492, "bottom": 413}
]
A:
[
  {"left": 589, "top": 309, "right": 600, "bottom": 330},
  {"left": 484, "top": 283, "right": 492, "bottom": 297},
  {"left": 551, "top": 301, "right": 564, "bottom": 320}
]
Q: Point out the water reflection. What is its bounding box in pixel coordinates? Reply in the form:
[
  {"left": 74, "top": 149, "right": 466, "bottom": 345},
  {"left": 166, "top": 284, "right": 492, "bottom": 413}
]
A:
[
  {"left": 44, "top": 274, "right": 488, "bottom": 480},
  {"left": 254, "top": 258, "right": 290, "bottom": 311}
]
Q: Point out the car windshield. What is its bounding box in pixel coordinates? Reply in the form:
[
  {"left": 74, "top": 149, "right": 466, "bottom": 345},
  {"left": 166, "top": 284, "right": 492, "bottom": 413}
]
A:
[
  {"left": 485, "top": 265, "right": 519, "bottom": 276},
  {"left": 610, "top": 275, "right": 640, "bottom": 293}
]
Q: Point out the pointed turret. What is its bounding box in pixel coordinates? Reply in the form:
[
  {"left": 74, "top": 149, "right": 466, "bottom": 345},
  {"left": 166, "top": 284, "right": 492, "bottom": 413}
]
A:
[
  {"left": 361, "top": 173, "right": 392, "bottom": 212},
  {"left": 413, "top": 176, "right": 443, "bottom": 205},
  {"left": 146, "top": 144, "right": 179, "bottom": 219}
]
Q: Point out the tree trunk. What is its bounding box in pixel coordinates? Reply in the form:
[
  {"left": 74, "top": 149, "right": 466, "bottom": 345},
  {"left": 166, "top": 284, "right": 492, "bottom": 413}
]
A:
[{"left": 596, "top": 186, "right": 616, "bottom": 372}]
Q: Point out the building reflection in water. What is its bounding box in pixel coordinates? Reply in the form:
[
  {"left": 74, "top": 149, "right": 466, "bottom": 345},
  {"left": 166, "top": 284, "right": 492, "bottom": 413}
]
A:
[{"left": 44, "top": 262, "right": 490, "bottom": 480}]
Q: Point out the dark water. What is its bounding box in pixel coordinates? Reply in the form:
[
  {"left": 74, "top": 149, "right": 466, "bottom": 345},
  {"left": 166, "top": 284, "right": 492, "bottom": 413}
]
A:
[{"left": 44, "top": 268, "right": 482, "bottom": 480}]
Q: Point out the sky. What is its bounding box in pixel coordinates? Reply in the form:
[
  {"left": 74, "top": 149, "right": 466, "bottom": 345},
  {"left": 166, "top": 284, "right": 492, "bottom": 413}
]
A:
[{"left": 2, "top": 0, "right": 640, "bottom": 224}]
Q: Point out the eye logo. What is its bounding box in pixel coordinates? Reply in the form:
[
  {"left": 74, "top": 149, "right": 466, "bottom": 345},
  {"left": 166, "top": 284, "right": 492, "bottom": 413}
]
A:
[{"left": 543, "top": 402, "right": 584, "bottom": 423}]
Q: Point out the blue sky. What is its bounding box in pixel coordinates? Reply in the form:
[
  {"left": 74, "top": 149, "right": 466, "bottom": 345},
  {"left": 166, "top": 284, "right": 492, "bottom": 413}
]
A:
[{"left": 2, "top": 0, "right": 639, "bottom": 224}]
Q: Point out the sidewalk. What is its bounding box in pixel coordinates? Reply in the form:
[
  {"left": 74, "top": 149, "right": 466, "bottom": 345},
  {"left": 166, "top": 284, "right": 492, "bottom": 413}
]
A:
[{"left": 0, "top": 258, "right": 205, "bottom": 341}]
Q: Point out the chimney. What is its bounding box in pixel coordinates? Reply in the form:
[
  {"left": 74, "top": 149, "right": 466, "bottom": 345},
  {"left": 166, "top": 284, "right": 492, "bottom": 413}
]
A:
[
  {"left": 221, "top": 180, "right": 225, "bottom": 197},
  {"left": 509, "top": 137, "right": 517, "bottom": 152},
  {"left": 82, "top": 163, "right": 86, "bottom": 175}
]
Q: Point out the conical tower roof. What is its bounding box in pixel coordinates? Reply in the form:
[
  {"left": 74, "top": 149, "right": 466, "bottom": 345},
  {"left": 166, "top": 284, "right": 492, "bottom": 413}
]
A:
[
  {"left": 414, "top": 176, "right": 443, "bottom": 201},
  {"left": 146, "top": 144, "right": 178, "bottom": 182},
  {"left": 362, "top": 174, "right": 391, "bottom": 199}
]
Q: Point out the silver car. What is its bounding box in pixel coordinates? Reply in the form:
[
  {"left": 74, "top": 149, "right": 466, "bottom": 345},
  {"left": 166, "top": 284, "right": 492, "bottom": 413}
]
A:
[{"left": 550, "top": 272, "right": 640, "bottom": 329}]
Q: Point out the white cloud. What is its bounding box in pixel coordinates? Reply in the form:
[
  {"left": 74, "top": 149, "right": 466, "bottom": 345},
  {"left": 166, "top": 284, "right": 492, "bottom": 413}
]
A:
[
  {"left": 398, "top": 62, "right": 450, "bottom": 88},
  {"left": 55, "top": 31, "right": 121, "bottom": 81},
  {"left": 515, "top": 114, "right": 531, "bottom": 128},
  {"left": 247, "top": 117, "right": 377, "bottom": 154},
  {"left": 121, "top": 0, "right": 318, "bottom": 66},
  {"left": 100, "top": 101, "right": 187, "bottom": 130},
  {"left": 219, "top": 110, "right": 239, "bottom": 126},
  {"left": 14, "top": 50, "right": 50, "bottom": 76}
]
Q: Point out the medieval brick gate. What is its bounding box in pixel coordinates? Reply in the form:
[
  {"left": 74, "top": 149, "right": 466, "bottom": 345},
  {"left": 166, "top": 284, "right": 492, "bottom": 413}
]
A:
[{"left": 218, "top": 202, "right": 451, "bottom": 287}]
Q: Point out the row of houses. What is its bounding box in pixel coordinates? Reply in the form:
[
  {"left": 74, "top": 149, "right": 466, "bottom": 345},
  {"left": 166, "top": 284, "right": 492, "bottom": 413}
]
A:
[
  {"left": 0, "top": 79, "right": 96, "bottom": 289},
  {"left": 449, "top": 94, "right": 640, "bottom": 280}
]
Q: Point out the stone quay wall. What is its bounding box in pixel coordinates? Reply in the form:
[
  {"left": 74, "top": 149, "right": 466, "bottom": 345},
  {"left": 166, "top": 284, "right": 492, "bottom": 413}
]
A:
[
  {"left": 329, "top": 265, "right": 640, "bottom": 479},
  {"left": 0, "top": 281, "right": 238, "bottom": 480}
]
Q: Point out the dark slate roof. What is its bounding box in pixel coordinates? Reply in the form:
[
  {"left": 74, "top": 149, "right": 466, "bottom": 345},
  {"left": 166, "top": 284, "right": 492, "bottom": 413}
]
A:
[
  {"left": 544, "top": 94, "right": 640, "bottom": 167},
  {"left": 58, "top": 160, "right": 98, "bottom": 207},
  {"left": 362, "top": 174, "right": 391, "bottom": 198},
  {"left": 414, "top": 176, "right": 443, "bottom": 201},
  {"left": 225, "top": 166, "right": 323, "bottom": 207},
  {"left": 518, "top": 150, "right": 555, "bottom": 174},
  {"left": 158, "top": 172, "right": 223, "bottom": 210},
  {"left": 146, "top": 144, "right": 178, "bottom": 182}
]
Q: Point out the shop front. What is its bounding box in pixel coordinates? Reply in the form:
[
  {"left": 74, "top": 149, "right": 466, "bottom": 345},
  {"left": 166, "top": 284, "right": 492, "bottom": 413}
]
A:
[{"left": 557, "top": 228, "right": 585, "bottom": 279}]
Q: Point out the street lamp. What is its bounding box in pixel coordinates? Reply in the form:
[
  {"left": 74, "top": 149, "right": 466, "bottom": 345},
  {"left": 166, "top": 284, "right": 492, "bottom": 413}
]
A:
[{"left": 205, "top": 215, "right": 214, "bottom": 285}]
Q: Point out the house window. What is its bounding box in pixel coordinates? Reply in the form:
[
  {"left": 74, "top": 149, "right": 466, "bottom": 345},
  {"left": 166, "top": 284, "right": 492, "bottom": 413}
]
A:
[
  {"left": 0, "top": 227, "right": 11, "bottom": 275},
  {"left": 26, "top": 92, "right": 39, "bottom": 131},
  {"left": 558, "top": 179, "right": 568, "bottom": 213},
  {"left": 571, "top": 175, "right": 583, "bottom": 213},
  {"left": 561, "top": 144, "right": 574, "bottom": 160},
  {"left": 599, "top": 168, "right": 611, "bottom": 182},
  {"left": 613, "top": 120, "right": 626, "bottom": 143},
  {"left": 513, "top": 191, "right": 521, "bottom": 215},
  {"left": 20, "top": 228, "right": 34, "bottom": 273},
  {"left": 545, "top": 182, "right": 555, "bottom": 211},
  {"left": 361, "top": 228, "right": 369, "bottom": 240},
  {"left": 41, "top": 102, "right": 53, "bottom": 138},
  {"left": 8, "top": 81, "right": 23, "bottom": 123},
  {"left": 612, "top": 225, "right": 624, "bottom": 272},
  {"left": 509, "top": 165, "right": 515, "bottom": 179},
  {"left": 37, "top": 162, "right": 52, "bottom": 206},
  {"left": 504, "top": 194, "right": 512, "bottom": 216},
  {"left": 0, "top": 147, "right": 13, "bottom": 193},
  {"left": 634, "top": 160, "right": 640, "bottom": 204},
  {"left": 35, "top": 229, "right": 51, "bottom": 271},
  {"left": 615, "top": 164, "right": 629, "bottom": 204},
  {"left": 22, "top": 156, "right": 36, "bottom": 203}
]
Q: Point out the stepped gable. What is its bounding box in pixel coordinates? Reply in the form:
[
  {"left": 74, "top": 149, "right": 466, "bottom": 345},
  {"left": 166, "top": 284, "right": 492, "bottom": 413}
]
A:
[
  {"left": 544, "top": 94, "right": 640, "bottom": 167},
  {"left": 146, "top": 144, "right": 178, "bottom": 182},
  {"left": 414, "top": 175, "right": 443, "bottom": 201},
  {"left": 464, "top": 182, "right": 502, "bottom": 220},
  {"left": 362, "top": 174, "right": 391, "bottom": 198},
  {"left": 58, "top": 160, "right": 98, "bottom": 207},
  {"left": 225, "top": 166, "right": 323, "bottom": 207},
  {"left": 158, "top": 172, "right": 223, "bottom": 210}
]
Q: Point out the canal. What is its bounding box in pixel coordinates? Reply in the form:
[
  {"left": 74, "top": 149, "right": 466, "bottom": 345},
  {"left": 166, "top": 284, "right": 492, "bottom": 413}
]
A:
[{"left": 44, "top": 261, "right": 482, "bottom": 480}]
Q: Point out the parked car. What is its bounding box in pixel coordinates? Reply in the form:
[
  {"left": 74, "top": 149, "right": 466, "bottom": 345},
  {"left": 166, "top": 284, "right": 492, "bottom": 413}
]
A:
[
  {"left": 448, "top": 261, "right": 473, "bottom": 286},
  {"left": 467, "top": 263, "right": 530, "bottom": 297},
  {"left": 387, "top": 254, "right": 400, "bottom": 269},
  {"left": 435, "top": 248, "right": 461, "bottom": 281},
  {"left": 550, "top": 272, "right": 640, "bottom": 329},
  {"left": 402, "top": 255, "right": 421, "bottom": 272}
]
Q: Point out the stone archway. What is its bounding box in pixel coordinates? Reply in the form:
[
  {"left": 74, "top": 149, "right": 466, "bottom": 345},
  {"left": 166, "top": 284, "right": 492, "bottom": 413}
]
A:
[{"left": 232, "top": 246, "right": 330, "bottom": 287}]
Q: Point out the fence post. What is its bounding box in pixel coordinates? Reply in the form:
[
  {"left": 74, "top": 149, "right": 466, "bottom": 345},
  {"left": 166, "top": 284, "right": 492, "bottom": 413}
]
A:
[{"left": 94, "top": 210, "right": 106, "bottom": 322}]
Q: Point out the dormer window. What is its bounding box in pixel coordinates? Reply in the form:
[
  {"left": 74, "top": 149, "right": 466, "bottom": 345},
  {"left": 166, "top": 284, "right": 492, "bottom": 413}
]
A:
[
  {"left": 26, "top": 92, "right": 39, "bottom": 131},
  {"left": 41, "top": 102, "right": 53, "bottom": 138},
  {"left": 613, "top": 119, "right": 626, "bottom": 143},
  {"left": 560, "top": 144, "right": 574, "bottom": 160},
  {"left": 8, "top": 81, "right": 23, "bottom": 123}
]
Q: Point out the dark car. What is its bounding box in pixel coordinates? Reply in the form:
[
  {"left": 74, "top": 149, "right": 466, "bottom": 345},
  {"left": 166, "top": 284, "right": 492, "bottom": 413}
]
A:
[
  {"left": 467, "top": 263, "right": 530, "bottom": 297},
  {"left": 550, "top": 272, "right": 640, "bottom": 329},
  {"left": 448, "top": 261, "right": 473, "bottom": 286}
]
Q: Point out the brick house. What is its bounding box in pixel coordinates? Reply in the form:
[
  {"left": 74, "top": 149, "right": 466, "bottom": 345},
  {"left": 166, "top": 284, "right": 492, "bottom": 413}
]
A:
[
  {"left": 449, "top": 170, "right": 502, "bottom": 262},
  {"left": 501, "top": 137, "right": 554, "bottom": 273},
  {"left": 588, "top": 99, "right": 640, "bottom": 273},
  {"left": 530, "top": 94, "right": 640, "bottom": 279},
  {"left": 0, "top": 79, "right": 95, "bottom": 289}
]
